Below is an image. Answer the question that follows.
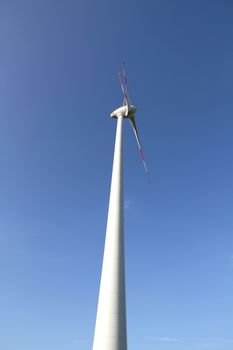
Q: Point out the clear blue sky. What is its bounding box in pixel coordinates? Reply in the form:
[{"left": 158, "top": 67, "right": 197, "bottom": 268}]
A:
[{"left": 0, "top": 1, "right": 233, "bottom": 349}]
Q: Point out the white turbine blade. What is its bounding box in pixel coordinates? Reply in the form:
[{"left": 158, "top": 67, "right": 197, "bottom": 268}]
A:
[
  {"left": 129, "top": 116, "right": 148, "bottom": 174},
  {"left": 122, "top": 62, "right": 128, "bottom": 94},
  {"left": 118, "top": 71, "right": 129, "bottom": 116},
  {"left": 122, "top": 62, "right": 132, "bottom": 106},
  {"left": 118, "top": 72, "right": 125, "bottom": 95}
]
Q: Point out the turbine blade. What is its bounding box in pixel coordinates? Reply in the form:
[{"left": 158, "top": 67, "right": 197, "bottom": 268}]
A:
[
  {"left": 118, "top": 72, "right": 125, "bottom": 95},
  {"left": 122, "top": 62, "right": 132, "bottom": 106},
  {"left": 129, "top": 116, "right": 148, "bottom": 174},
  {"left": 118, "top": 71, "right": 129, "bottom": 115},
  {"left": 122, "top": 62, "right": 128, "bottom": 93}
]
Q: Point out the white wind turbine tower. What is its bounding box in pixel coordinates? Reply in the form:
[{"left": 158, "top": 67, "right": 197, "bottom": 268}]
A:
[{"left": 92, "top": 64, "right": 148, "bottom": 350}]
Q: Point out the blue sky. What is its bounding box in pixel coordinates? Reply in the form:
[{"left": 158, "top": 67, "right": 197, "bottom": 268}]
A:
[{"left": 0, "top": 0, "right": 233, "bottom": 349}]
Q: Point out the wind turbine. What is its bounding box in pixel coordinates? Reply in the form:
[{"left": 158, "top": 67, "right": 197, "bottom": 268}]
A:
[{"left": 92, "top": 64, "right": 147, "bottom": 350}]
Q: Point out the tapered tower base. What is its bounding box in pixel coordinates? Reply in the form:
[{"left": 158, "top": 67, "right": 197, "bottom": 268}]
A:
[{"left": 92, "top": 115, "right": 127, "bottom": 350}]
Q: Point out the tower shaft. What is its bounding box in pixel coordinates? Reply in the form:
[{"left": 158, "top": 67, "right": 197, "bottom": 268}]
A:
[{"left": 92, "top": 115, "right": 127, "bottom": 350}]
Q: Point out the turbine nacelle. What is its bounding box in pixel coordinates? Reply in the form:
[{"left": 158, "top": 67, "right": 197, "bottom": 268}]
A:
[{"left": 110, "top": 105, "right": 137, "bottom": 118}]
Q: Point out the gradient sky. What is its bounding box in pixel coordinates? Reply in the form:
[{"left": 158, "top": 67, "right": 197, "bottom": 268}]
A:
[{"left": 0, "top": 1, "right": 233, "bottom": 349}]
